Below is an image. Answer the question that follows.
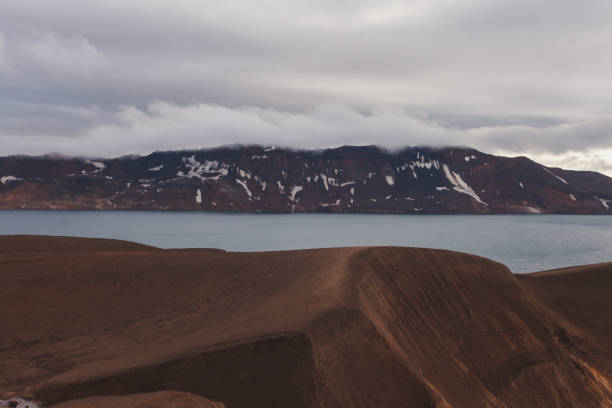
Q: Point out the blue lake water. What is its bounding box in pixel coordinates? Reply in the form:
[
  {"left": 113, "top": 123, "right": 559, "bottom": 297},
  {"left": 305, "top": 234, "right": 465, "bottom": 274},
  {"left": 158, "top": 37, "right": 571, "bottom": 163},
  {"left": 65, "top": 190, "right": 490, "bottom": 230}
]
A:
[{"left": 0, "top": 211, "right": 611, "bottom": 273}]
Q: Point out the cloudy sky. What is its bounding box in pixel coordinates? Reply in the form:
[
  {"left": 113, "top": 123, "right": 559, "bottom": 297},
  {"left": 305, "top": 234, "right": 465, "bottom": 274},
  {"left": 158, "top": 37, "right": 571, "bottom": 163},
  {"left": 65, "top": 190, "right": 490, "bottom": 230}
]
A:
[{"left": 1, "top": 0, "right": 612, "bottom": 175}]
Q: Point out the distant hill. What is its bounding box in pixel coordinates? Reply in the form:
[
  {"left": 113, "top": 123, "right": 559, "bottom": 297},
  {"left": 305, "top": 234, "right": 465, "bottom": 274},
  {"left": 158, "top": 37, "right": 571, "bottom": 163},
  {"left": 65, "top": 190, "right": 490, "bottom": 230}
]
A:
[{"left": 1, "top": 145, "right": 611, "bottom": 213}]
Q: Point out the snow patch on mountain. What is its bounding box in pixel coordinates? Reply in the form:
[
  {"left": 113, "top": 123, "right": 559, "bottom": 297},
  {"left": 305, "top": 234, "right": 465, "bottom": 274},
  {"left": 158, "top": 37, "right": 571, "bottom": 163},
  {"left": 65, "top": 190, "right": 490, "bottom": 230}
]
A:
[
  {"left": 542, "top": 167, "right": 568, "bottom": 185},
  {"left": 236, "top": 179, "right": 252, "bottom": 199},
  {"left": 320, "top": 174, "right": 329, "bottom": 191},
  {"left": 289, "top": 185, "right": 303, "bottom": 201},
  {"left": 442, "top": 164, "right": 487, "bottom": 206},
  {"left": 239, "top": 168, "right": 252, "bottom": 179},
  {"left": 408, "top": 154, "right": 440, "bottom": 178},
  {"left": 412, "top": 154, "right": 440, "bottom": 170},
  {"left": 178, "top": 156, "right": 229, "bottom": 182},
  {"left": 1, "top": 175, "right": 21, "bottom": 184},
  {"left": 258, "top": 178, "right": 267, "bottom": 191}
]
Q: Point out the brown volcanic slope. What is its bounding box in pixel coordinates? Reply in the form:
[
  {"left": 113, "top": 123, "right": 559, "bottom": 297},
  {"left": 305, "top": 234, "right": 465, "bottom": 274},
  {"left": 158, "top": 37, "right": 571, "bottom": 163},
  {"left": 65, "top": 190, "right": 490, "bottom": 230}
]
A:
[
  {"left": 50, "top": 391, "right": 225, "bottom": 408},
  {"left": 518, "top": 262, "right": 612, "bottom": 379},
  {"left": 0, "top": 236, "right": 611, "bottom": 407}
]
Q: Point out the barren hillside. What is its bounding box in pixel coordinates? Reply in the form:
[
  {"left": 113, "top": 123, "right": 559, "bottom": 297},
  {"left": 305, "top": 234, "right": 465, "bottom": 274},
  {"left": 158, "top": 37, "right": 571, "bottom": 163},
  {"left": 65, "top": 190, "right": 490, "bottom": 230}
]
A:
[{"left": 0, "top": 236, "right": 610, "bottom": 407}]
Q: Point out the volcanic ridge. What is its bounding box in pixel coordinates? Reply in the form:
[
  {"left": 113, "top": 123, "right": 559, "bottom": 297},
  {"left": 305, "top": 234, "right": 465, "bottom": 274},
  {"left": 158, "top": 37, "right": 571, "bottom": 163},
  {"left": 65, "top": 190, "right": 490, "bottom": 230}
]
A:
[{"left": 0, "top": 236, "right": 611, "bottom": 407}]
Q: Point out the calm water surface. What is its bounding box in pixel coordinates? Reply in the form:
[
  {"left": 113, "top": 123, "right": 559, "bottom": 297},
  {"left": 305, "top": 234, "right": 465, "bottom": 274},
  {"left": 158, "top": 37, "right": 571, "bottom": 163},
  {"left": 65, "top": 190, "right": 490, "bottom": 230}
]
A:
[{"left": 1, "top": 211, "right": 611, "bottom": 273}]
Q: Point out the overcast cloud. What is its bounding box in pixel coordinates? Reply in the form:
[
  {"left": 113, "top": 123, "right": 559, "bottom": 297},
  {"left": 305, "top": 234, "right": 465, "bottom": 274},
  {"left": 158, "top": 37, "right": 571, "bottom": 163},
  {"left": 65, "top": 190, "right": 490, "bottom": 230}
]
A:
[{"left": 1, "top": 0, "right": 612, "bottom": 175}]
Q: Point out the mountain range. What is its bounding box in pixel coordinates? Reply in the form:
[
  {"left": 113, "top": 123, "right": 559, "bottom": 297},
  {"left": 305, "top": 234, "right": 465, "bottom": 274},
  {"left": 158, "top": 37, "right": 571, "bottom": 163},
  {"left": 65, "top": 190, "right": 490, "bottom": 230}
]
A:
[{"left": 1, "top": 145, "right": 611, "bottom": 213}]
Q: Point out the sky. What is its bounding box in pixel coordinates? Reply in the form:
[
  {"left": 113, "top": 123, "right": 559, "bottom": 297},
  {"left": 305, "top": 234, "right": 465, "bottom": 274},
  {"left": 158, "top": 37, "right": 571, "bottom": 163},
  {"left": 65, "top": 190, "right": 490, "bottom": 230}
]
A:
[{"left": 1, "top": 0, "right": 612, "bottom": 175}]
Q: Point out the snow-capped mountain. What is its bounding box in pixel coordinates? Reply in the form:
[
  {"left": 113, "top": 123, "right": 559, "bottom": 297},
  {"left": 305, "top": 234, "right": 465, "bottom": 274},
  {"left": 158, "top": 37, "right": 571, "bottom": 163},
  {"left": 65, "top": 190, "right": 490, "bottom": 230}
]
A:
[{"left": 1, "top": 145, "right": 611, "bottom": 214}]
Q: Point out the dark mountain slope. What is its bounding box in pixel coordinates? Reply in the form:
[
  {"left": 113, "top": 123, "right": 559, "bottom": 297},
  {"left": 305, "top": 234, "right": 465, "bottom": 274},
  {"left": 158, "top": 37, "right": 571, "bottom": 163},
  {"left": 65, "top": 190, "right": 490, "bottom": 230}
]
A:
[{"left": 1, "top": 145, "right": 611, "bottom": 213}]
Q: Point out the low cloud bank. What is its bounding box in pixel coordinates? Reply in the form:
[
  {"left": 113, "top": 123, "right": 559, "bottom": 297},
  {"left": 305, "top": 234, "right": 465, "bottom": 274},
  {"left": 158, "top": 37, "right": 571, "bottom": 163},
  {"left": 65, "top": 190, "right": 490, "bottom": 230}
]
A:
[{"left": 1, "top": 101, "right": 611, "bottom": 176}]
